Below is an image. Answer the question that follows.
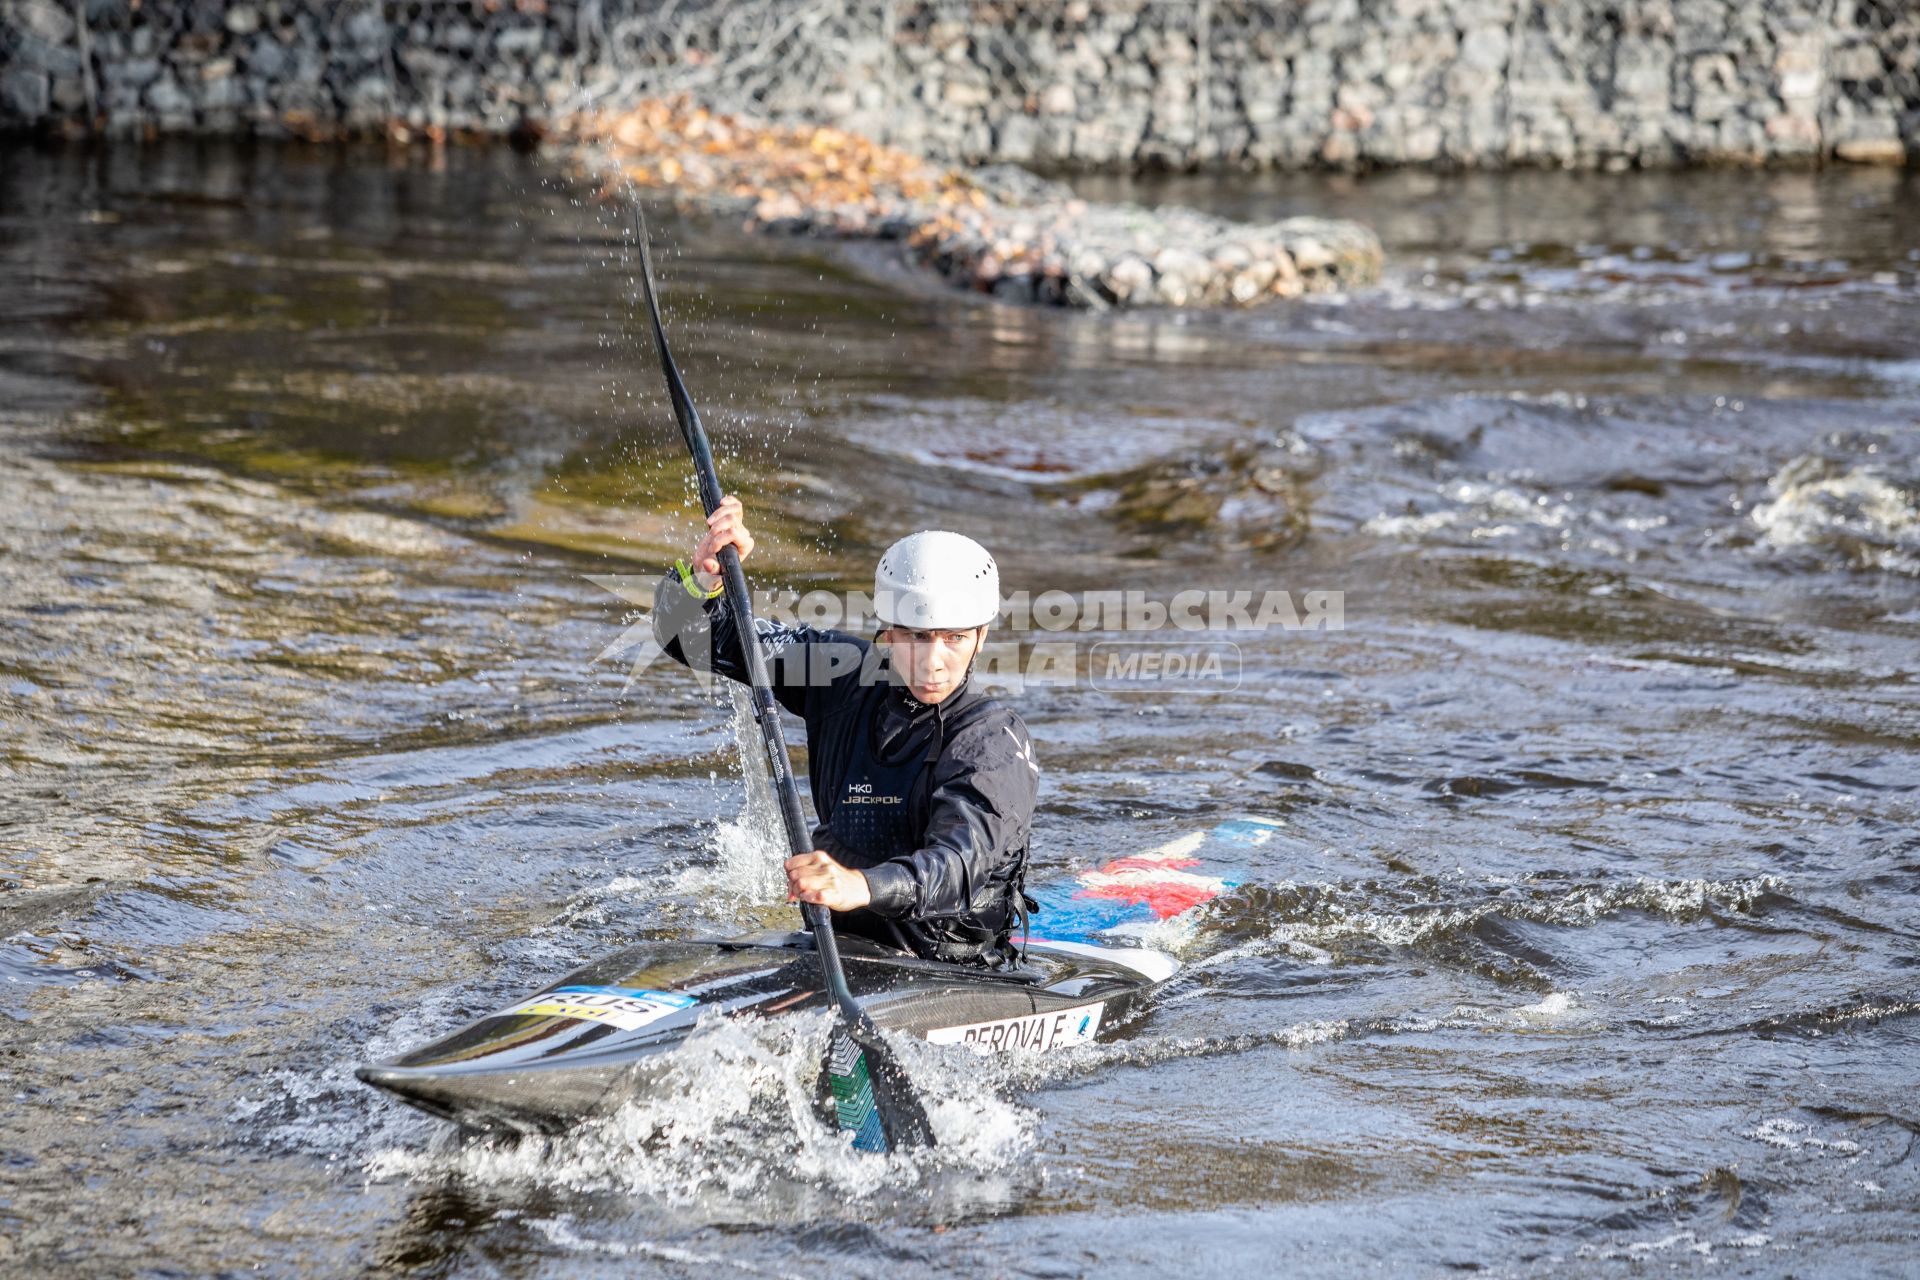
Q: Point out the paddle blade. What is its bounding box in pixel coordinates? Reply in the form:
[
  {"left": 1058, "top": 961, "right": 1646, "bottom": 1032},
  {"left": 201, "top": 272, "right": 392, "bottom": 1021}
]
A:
[{"left": 823, "top": 1021, "right": 935, "bottom": 1154}]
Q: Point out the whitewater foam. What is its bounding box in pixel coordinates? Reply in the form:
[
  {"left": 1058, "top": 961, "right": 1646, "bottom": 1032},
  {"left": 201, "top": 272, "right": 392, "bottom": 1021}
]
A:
[
  {"left": 364, "top": 1011, "right": 1038, "bottom": 1218},
  {"left": 1751, "top": 455, "right": 1920, "bottom": 575}
]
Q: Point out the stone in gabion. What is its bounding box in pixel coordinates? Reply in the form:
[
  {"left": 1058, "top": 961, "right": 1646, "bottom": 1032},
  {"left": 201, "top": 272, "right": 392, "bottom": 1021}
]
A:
[{"left": 0, "top": 0, "right": 1912, "bottom": 172}]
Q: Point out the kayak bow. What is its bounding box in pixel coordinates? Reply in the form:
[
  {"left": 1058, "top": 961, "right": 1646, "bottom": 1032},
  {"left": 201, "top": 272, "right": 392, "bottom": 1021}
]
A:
[{"left": 357, "top": 818, "right": 1270, "bottom": 1134}]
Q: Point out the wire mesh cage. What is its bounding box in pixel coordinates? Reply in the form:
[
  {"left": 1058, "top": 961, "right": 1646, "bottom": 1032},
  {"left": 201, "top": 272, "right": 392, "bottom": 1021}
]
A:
[
  {"left": 1, "top": 0, "right": 1916, "bottom": 164},
  {"left": 1828, "top": 0, "right": 1920, "bottom": 148}
]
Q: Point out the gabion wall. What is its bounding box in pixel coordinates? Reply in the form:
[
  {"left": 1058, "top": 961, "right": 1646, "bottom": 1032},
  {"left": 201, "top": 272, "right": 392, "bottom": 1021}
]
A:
[{"left": 2, "top": 0, "right": 1915, "bottom": 169}]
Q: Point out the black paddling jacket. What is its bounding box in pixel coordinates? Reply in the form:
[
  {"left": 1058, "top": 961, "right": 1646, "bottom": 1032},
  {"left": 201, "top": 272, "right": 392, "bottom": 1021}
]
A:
[{"left": 652, "top": 571, "right": 1039, "bottom": 964}]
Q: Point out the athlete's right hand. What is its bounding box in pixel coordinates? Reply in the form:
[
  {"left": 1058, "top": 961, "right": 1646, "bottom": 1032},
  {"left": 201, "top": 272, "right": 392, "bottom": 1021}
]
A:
[
  {"left": 690, "top": 494, "right": 754, "bottom": 593},
  {"left": 785, "top": 849, "right": 872, "bottom": 913}
]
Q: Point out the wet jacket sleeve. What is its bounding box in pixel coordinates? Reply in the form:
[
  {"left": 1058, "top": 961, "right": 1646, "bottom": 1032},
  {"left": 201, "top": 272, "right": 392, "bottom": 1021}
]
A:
[
  {"left": 862, "top": 720, "right": 1038, "bottom": 920},
  {"left": 650, "top": 568, "right": 865, "bottom": 718}
]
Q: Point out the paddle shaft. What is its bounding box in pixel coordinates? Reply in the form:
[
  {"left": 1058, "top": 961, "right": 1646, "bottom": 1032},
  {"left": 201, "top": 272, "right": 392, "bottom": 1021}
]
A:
[{"left": 633, "top": 222, "right": 864, "bottom": 1021}]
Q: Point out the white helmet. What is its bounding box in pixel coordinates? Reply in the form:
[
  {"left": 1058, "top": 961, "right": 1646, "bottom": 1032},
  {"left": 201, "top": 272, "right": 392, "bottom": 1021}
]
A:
[{"left": 873, "top": 530, "right": 1000, "bottom": 630}]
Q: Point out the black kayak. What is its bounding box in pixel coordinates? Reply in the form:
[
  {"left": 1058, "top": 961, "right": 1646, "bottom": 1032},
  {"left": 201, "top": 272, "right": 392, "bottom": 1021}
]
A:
[
  {"left": 356, "top": 930, "right": 1174, "bottom": 1134},
  {"left": 357, "top": 817, "right": 1273, "bottom": 1134}
]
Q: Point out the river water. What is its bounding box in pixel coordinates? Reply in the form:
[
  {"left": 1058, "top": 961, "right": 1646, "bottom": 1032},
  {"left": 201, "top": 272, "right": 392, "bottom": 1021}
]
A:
[{"left": 1, "top": 142, "right": 1916, "bottom": 1277}]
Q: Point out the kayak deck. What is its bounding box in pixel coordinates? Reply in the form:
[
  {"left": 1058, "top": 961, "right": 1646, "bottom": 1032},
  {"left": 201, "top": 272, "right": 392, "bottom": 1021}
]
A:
[
  {"left": 357, "top": 930, "right": 1168, "bottom": 1134},
  {"left": 358, "top": 816, "right": 1275, "bottom": 1134}
]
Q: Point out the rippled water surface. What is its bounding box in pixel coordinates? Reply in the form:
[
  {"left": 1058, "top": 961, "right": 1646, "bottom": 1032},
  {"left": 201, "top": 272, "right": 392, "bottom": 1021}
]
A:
[{"left": 2, "top": 143, "right": 1917, "bottom": 1277}]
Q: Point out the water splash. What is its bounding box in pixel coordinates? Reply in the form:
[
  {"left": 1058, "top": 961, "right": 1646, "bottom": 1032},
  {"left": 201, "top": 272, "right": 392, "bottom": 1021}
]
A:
[
  {"left": 667, "top": 685, "right": 790, "bottom": 908},
  {"left": 1361, "top": 479, "right": 1577, "bottom": 541},
  {"left": 994, "top": 1017, "right": 1357, "bottom": 1091},
  {"left": 524, "top": 1216, "right": 810, "bottom": 1275},
  {"left": 1751, "top": 454, "right": 1920, "bottom": 575},
  {"left": 366, "top": 1011, "right": 1037, "bottom": 1220},
  {"left": 1203, "top": 872, "right": 1787, "bottom": 956},
  {"left": 1575, "top": 1229, "right": 1773, "bottom": 1262},
  {"left": 1514, "top": 991, "right": 1579, "bottom": 1022}
]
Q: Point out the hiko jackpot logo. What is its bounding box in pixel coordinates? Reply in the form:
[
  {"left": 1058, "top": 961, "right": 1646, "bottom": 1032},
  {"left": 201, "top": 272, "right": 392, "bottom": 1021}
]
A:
[{"left": 842, "top": 781, "right": 904, "bottom": 806}]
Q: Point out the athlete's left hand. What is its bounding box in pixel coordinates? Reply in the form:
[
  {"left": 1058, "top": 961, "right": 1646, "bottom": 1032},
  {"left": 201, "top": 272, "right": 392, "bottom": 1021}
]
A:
[{"left": 785, "top": 850, "right": 872, "bottom": 912}]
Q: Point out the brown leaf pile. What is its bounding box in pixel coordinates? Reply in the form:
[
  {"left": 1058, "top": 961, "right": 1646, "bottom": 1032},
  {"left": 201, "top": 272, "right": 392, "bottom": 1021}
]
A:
[
  {"left": 562, "top": 96, "right": 1378, "bottom": 309},
  {"left": 570, "top": 96, "right": 988, "bottom": 231}
]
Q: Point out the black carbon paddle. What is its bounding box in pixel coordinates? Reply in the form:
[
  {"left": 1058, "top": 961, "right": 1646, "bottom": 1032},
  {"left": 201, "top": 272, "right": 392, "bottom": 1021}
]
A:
[{"left": 630, "top": 211, "right": 933, "bottom": 1154}]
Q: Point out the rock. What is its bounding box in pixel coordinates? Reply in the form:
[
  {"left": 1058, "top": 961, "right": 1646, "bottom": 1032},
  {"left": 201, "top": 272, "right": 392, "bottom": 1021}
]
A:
[
  {"left": 1459, "top": 25, "right": 1508, "bottom": 72},
  {"left": 11, "top": 0, "right": 74, "bottom": 43},
  {"left": 246, "top": 38, "right": 288, "bottom": 81},
  {"left": 146, "top": 73, "right": 193, "bottom": 122},
  {"left": 994, "top": 115, "right": 1037, "bottom": 163},
  {"left": 1106, "top": 255, "right": 1153, "bottom": 302},
  {"left": 346, "top": 10, "right": 387, "bottom": 49},
  {"left": 225, "top": 5, "right": 261, "bottom": 37},
  {"left": 50, "top": 74, "right": 86, "bottom": 113},
  {"left": 1764, "top": 113, "right": 1820, "bottom": 145},
  {"left": 1829, "top": 43, "right": 1885, "bottom": 81},
  {"left": 1154, "top": 271, "right": 1192, "bottom": 307},
  {"left": 1613, "top": 43, "right": 1671, "bottom": 103},
  {"left": 0, "top": 69, "right": 51, "bottom": 119},
  {"left": 495, "top": 26, "right": 543, "bottom": 57},
  {"left": 1835, "top": 137, "right": 1907, "bottom": 165},
  {"left": 1040, "top": 83, "right": 1076, "bottom": 115},
  {"left": 1211, "top": 242, "right": 1252, "bottom": 272},
  {"left": 1286, "top": 236, "right": 1333, "bottom": 273},
  {"left": 1152, "top": 246, "right": 1209, "bottom": 279},
  {"left": 1774, "top": 39, "right": 1824, "bottom": 103},
  {"left": 1069, "top": 248, "right": 1106, "bottom": 280},
  {"left": 1271, "top": 252, "right": 1302, "bottom": 296},
  {"left": 1690, "top": 53, "right": 1736, "bottom": 96},
  {"left": 109, "top": 59, "right": 163, "bottom": 91},
  {"left": 1229, "top": 260, "right": 1277, "bottom": 303},
  {"left": 18, "top": 30, "right": 81, "bottom": 76},
  {"left": 199, "top": 73, "right": 243, "bottom": 113},
  {"left": 1404, "top": 123, "right": 1443, "bottom": 162},
  {"left": 344, "top": 75, "right": 391, "bottom": 119}
]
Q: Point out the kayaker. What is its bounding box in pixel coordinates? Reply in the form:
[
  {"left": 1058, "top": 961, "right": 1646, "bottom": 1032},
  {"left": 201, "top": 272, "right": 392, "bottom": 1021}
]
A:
[{"left": 652, "top": 496, "right": 1040, "bottom": 967}]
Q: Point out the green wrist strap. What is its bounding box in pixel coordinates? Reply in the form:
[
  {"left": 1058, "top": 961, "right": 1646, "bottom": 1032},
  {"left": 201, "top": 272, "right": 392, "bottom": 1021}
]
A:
[{"left": 674, "top": 558, "right": 724, "bottom": 601}]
